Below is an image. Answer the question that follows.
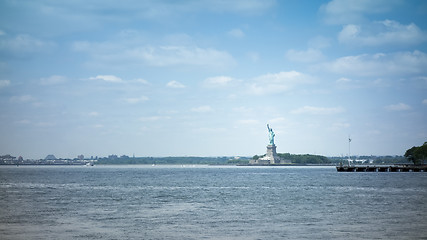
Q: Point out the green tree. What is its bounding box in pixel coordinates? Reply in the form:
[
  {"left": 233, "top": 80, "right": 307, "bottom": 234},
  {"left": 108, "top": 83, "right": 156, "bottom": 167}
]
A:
[{"left": 404, "top": 142, "right": 427, "bottom": 165}]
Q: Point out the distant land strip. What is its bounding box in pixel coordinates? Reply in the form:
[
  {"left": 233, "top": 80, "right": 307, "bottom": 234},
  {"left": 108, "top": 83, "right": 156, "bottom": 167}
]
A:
[{"left": 1, "top": 154, "right": 408, "bottom": 165}]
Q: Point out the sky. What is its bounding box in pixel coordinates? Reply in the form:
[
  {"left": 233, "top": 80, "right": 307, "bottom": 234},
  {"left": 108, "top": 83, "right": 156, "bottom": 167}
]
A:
[{"left": 0, "top": 0, "right": 426, "bottom": 159}]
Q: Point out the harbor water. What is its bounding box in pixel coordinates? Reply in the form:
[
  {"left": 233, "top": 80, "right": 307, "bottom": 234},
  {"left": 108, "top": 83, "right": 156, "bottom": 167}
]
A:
[{"left": 0, "top": 165, "right": 426, "bottom": 239}]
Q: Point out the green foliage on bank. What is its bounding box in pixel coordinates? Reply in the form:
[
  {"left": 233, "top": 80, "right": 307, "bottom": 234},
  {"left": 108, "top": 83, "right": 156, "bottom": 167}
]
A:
[
  {"left": 96, "top": 156, "right": 232, "bottom": 165},
  {"left": 279, "top": 153, "right": 330, "bottom": 164},
  {"left": 252, "top": 153, "right": 330, "bottom": 164},
  {"left": 405, "top": 142, "right": 427, "bottom": 165}
]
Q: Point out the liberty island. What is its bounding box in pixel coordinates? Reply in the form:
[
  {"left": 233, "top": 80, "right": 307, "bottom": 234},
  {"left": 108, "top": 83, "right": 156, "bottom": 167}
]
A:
[{"left": 249, "top": 124, "right": 290, "bottom": 165}]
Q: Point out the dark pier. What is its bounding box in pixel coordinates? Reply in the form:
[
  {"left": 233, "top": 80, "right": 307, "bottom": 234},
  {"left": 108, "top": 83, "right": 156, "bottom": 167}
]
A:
[{"left": 336, "top": 165, "right": 427, "bottom": 172}]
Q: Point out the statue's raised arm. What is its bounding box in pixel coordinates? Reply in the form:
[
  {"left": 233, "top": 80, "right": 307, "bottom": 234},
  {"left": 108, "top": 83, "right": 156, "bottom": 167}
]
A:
[{"left": 267, "top": 124, "right": 275, "bottom": 145}]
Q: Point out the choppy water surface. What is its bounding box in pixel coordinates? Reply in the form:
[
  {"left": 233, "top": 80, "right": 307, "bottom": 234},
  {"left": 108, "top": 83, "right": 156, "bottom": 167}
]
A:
[{"left": 0, "top": 165, "right": 426, "bottom": 239}]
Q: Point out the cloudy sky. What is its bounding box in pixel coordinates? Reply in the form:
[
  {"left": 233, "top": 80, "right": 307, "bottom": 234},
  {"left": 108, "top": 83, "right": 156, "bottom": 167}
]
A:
[{"left": 1, "top": 0, "right": 426, "bottom": 159}]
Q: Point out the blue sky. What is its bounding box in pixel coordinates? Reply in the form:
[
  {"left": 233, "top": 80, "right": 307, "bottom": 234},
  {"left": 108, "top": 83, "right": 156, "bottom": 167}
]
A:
[{"left": 1, "top": 0, "right": 426, "bottom": 159}]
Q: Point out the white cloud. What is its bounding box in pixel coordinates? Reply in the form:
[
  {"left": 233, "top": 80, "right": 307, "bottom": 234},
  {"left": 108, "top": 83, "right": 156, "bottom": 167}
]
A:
[
  {"left": 228, "top": 28, "right": 245, "bottom": 38},
  {"left": 40, "top": 75, "right": 66, "bottom": 85},
  {"left": 338, "top": 24, "right": 360, "bottom": 41},
  {"left": 10, "top": 95, "right": 35, "bottom": 103},
  {"left": 203, "top": 76, "right": 235, "bottom": 88},
  {"left": 269, "top": 117, "right": 287, "bottom": 124},
  {"left": 166, "top": 80, "right": 185, "bottom": 88},
  {"left": 139, "top": 116, "right": 170, "bottom": 121},
  {"left": 320, "top": 0, "right": 402, "bottom": 25},
  {"left": 89, "top": 75, "right": 123, "bottom": 83},
  {"left": 338, "top": 20, "right": 427, "bottom": 46},
  {"left": 416, "top": 76, "right": 427, "bottom": 85},
  {"left": 318, "top": 51, "right": 427, "bottom": 77},
  {"left": 237, "top": 119, "right": 259, "bottom": 125},
  {"left": 232, "top": 106, "right": 254, "bottom": 114},
  {"left": 72, "top": 41, "right": 92, "bottom": 52},
  {"left": 286, "top": 48, "right": 324, "bottom": 62},
  {"left": 16, "top": 119, "right": 31, "bottom": 124},
  {"left": 36, "top": 121, "right": 56, "bottom": 127},
  {"left": 139, "top": 46, "right": 235, "bottom": 68},
  {"left": 205, "top": 0, "right": 276, "bottom": 14},
  {"left": 330, "top": 122, "right": 351, "bottom": 130},
  {"left": 336, "top": 77, "right": 351, "bottom": 83},
  {"left": 335, "top": 77, "right": 364, "bottom": 89},
  {"left": 22, "top": 1, "right": 275, "bottom": 25},
  {"left": 247, "top": 71, "right": 312, "bottom": 95},
  {"left": 0, "top": 79, "right": 10, "bottom": 88},
  {"left": 139, "top": 116, "right": 159, "bottom": 122},
  {"left": 0, "top": 34, "right": 54, "bottom": 54},
  {"left": 308, "top": 36, "right": 331, "bottom": 49},
  {"left": 75, "top": 39, "right": 236, "bottom": 69},
  {"left": 124, "top": 96, "right": 149, "bottom": 104},
  {"left": 193, "top": 127, "right": 227, "bottom": 133},
  {"left": 191, "top": 105, "right": 213, "bottom": 113},
  {"left": 291, "top": 106, "right": 345, "bottom": 115},
  {"left": 135, "top": 78, "right": 149, "bottom": 84},
  {"left": 72, "top": 29, "right": 237, "bottom": 69},
  {"left": 88, "top": 111, "right": 99, "bottom": 117},
  {"left": 423, "top": 99, "right": 427, "bottom": 105},
  {"left": 247, "top": 52, "right": 259, "bottom": 62},
  {"left": 84, "top": 0, "right": 274, "bottom": 20},
  {"left": 385, "top": 103, "right": 411, "bottom": 111}
]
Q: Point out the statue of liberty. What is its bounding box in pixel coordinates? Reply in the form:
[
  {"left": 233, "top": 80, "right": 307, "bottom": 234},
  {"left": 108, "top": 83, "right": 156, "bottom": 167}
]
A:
[{"left": 267, "top": 124, "right": 275, "bottom": 145}]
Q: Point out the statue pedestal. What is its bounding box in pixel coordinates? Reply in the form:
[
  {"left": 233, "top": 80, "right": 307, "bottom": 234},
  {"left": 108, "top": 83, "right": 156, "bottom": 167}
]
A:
[
  {"left": 266, "top": 144, "right": 280, "bottom": 164},
  {"left": 249, "top": 125, "right": 287, "bottom": 165},
  {"left": 249, "top": 144, "right": 282, "bottom": 165}
]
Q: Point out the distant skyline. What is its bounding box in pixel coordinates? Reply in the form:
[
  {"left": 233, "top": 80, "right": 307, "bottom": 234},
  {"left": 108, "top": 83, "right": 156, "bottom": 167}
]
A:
[{"left": 1, "top": 0, "right": 426, "bottom": 159}]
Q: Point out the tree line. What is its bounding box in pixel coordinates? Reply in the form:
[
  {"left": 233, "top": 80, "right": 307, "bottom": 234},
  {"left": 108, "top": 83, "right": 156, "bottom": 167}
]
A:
[
  {"left": 252, "top": 153, "right": 330, "bottom": 164},
  {"left": 97, "top": 156, "right": 232, "bottom": 165},
  {"left": 405, "top": 142, "right": 427, "bottom": 165}
]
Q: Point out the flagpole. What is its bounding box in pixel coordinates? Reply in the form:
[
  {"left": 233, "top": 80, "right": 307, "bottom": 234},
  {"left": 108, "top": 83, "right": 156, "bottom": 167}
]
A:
[{"left": 348, "top": 136, "right": 352, "bottom": 165}]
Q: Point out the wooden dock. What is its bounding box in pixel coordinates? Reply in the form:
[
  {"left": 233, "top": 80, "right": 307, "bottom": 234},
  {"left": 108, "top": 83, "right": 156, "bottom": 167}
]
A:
[{"left": 336, "top": 165, "right": 427, "bottom": 172}]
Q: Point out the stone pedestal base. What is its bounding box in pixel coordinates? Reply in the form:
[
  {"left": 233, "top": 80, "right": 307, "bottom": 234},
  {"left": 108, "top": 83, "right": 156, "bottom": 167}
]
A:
[
  {"left": 249, "top": 144, "right": 283, "bottom": 165},
  {"left": 266, "top": 144, "right": 277, "bottom": 158},
  {"left": 265, "top": 144, "right": 280, "bottom": 164},
  {"left": 250, "top": 144, "right": 280, "bottom": 164}
]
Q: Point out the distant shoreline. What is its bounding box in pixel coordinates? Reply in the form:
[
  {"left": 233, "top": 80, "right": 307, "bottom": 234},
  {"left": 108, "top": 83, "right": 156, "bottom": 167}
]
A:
[{"left": 1, "top": 155, "right": 408, "bottom": 166}]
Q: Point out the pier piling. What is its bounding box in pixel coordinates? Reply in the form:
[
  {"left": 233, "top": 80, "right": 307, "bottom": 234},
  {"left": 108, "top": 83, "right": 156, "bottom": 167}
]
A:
[{"left": 336, "top": 165, "right": 427, "bottom": 172}]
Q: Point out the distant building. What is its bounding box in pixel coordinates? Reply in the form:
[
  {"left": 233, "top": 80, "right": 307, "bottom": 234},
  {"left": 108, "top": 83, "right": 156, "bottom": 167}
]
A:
[
  {"left": 78, "top": 154, "right": 84, "bottom": 160},
  {"left": 45, "top": 154, "right": 57, "bottom": 160},
  {"left": 0, "top": 154, "right": 15, "bottom": 161},
  {"left": 0, "top": 154, "right": 16, "bottom": 164},
  {"left": 249, "top": 124, "right": 291, "bottom": 165}
]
